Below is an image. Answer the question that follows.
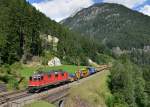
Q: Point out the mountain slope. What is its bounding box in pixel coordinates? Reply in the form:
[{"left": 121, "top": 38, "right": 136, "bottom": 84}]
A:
[{"left": 62, "top": 3, "right": 150, "bottom": 49}]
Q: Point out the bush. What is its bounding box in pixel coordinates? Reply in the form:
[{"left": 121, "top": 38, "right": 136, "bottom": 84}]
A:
[
  {"left": 7, "top": 78, "right": 19, "bottom": 90},
  {"left": 106, "top": 95, "right": 115, "bottom": 107},
  {"left": 0, "top": 64, "right": 11, "bottom": 74},
  {"left": 0, "top": 63, "right": 24, "bottom": 90},
  {"left": 10, "top": 62, "right": 22, "bottom": 76},
  {"left": 109, "top": 59, "right": 148, "bottom": 107}
]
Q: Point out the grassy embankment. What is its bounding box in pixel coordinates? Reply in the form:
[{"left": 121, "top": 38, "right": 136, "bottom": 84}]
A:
[
  {"left": 65, "top": 70, "right": 112, "bottom": 107},
  {"left": 24, "top": 101, "right": 55, "bottom": 107}
]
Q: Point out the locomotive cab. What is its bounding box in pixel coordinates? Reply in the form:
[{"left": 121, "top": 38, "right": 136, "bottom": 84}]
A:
[
  {"left": 28, "top": 74, "right": 44, "bottom": 92},
  {"left": 29, "top": 74, "right": 43, "bottom": 86}
]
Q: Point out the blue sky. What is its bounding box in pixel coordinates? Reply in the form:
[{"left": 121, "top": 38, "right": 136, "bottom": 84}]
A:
[
  {"left": 27, "top": 0, "right": 43, "bottom": 3},
  {"left": 28, "top": 0, "right": 102, "bottom": 3},
  {"left": 26, "top": 0, "right": 150, "bottom": 22}
]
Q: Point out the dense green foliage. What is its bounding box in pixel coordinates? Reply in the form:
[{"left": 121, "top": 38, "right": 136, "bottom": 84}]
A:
[
  {"left": 0, "top": 0, "right": 105, "bottom": 65},
  {"left": 62, "top": 3, "right": 150, "bottom": 49},
  {"left": 0, "top": 0, "right": 42, "bottom": 64},
  {"left": 143, "top": 66, "right": 150, "bottom": 106},
  {"left": 109, "top": 58, "right": 149, "bottom": 107}
]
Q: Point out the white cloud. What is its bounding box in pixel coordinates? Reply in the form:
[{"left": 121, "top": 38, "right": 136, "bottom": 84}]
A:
[
  {"left": 140, "top": 5, "right": 150, "bottom": 16},
  {"left": 32, "top": 0, "right": 94, "bottom": 22},
  {"left": 102, "top": 0, "right": 147, "bottom": 8}
]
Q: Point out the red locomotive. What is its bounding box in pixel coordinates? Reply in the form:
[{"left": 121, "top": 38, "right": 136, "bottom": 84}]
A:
[{"left": 28, "top": 70, "right": 69, "bottom": 92}]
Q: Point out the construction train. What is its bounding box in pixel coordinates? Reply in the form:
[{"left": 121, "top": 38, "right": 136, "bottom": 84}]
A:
[{"left": 28, "top": 65, "right": 108, "bottom": 93}]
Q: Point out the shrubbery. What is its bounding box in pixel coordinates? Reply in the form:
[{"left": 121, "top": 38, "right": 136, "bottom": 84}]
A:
[
  {"left": 0, "top": 62, "right": 25, "bottom": 90},
  {"left": 109, "top": 59, "right": 148, "bottom": 107}
]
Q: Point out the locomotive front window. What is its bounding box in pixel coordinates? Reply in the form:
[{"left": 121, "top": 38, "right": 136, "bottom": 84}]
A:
[
  {"left": 29, "top": 76, "right": 32, "bottom": 81},
  {"left": 37, "top": 76, "right": 41, "bottom": 81},
  {"left": 34, "top": 77, "right": 37, "bottom": 81}
]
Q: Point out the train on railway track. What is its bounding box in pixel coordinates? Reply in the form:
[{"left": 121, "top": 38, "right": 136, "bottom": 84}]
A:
[{"left": 28, "top": 65, "right": 108, "bottom": 93}]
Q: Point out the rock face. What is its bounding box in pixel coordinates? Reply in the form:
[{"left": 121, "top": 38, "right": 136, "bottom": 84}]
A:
[
  {"left": 112, "top": 47, "right": 122, "bottom": 56},
  {"left": 48, "top": 57, "right": 61, "bottom": 67},
  {"left": 47, "top": 35, "right": 59, "bottom": 52},
  {"left": 47, "top": 35, "right": 59, "bottom": 44},
  {"left": 40, "top": 34, "right": 59, "bottom": 52}
]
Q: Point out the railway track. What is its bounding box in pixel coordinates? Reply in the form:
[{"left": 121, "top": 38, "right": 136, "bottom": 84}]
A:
[
  {"left": 42, "top": 87, "right": 70, "bottom": 102},
  {"left": 0, "top": 65, "right": 109, "bottom": 107},
  {"left": 0, "top": 84, "right": 7, "bottom": 93},
  {"left": 0, "top": 90, "right": 30, "bottom": 105},
  {"left": 4, "top": 85, "right": 70, "bottom": 107}
]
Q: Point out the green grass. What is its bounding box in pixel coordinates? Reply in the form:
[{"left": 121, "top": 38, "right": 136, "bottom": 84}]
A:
[
  {"left": 65, "top": 70, "right": 112, "bottom": 107},
  {"left": 24, "top": 101, "right": 55, "bottom": 107},
  {"left": 20, "top": 65, "right": 86, "bottom": 78}
]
